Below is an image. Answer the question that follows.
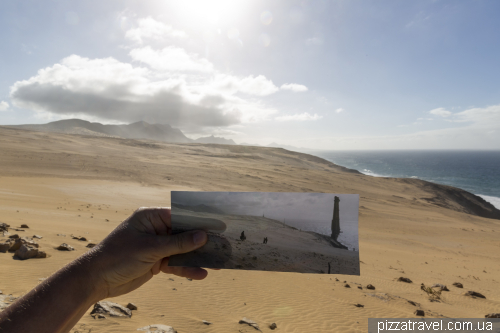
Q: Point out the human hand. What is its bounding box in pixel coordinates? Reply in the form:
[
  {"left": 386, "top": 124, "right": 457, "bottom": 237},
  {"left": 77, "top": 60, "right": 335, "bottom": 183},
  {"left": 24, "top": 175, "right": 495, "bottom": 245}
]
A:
[{"left": 84, "top": 207, "right": 208, "bottom": 299}]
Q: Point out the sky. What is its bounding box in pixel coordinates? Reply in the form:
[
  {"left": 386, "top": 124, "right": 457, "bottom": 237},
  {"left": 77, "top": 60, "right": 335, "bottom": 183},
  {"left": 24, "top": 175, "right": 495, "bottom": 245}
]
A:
[{"left": 1, "top": 0, "right": 500, "bottom": 149}]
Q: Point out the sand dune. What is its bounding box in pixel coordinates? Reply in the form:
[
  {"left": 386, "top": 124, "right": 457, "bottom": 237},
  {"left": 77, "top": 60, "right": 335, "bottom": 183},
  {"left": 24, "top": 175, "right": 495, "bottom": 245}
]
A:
[{"left": 1, "top": 126, "right": 499, "bottom": 332}]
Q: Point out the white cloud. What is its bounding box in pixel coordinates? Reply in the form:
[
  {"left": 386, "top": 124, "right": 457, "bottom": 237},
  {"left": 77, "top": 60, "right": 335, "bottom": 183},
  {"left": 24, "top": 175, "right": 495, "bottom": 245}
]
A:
[
  {"left": 0, "top": 101, "right": 9, "bottom": 111},
  {"left": 305, "top": 37, "right": 323, "bottom": 46},
  {"left": 335, "top": 108, "right": 344, "bottom": 113},
  {"left": 125, "top": 17, "right": 187, "bottom": 44},
  {"left": 129, "top": 46, "right": 214, "bottom": 72},
  {"left": 429, "top": 107, "right": 452, "bottom": 117},
  {"left": 211, "top": 74, "right": 279, "bottom": 96},
  {"left": 280, "top": 83, "right": 308, "bottom": 92},
  {"left": 275, "top": 112, "right": 322, "bottom": 121}
]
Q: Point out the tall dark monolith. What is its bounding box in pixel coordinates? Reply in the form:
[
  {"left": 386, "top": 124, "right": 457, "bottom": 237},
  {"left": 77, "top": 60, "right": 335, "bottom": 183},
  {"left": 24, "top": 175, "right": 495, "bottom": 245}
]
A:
[{"left": 331, "top": 196, "right": 340, "bottom": 241}]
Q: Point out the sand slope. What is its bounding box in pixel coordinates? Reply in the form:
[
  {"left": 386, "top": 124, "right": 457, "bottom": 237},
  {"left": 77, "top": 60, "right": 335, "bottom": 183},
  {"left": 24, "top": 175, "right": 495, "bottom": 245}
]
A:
[{"left": 0, "top": 127, "right": 499, "bottom": 333}]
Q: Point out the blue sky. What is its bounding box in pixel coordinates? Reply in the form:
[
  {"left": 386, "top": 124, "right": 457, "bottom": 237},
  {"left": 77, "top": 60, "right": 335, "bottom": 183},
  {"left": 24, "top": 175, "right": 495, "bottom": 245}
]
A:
[{"left": 1, "top": 0, "right": 499, "bottom": 149}]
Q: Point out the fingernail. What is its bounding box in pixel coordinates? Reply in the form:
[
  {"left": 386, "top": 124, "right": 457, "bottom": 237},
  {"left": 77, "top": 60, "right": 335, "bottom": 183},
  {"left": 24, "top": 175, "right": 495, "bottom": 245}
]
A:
[{"left": 193, "top": 231, "right": 207, "bottom": 245}]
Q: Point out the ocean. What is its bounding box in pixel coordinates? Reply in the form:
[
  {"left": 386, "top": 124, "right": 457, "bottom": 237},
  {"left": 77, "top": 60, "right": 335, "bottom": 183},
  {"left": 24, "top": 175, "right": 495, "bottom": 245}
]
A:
[{"left": 310, "top": 150, "right": 500, "bottom": 210}]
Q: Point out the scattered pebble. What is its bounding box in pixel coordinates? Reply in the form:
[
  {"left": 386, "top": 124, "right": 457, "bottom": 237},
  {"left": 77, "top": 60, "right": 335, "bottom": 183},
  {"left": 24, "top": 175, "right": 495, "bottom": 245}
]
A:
[
  {"left": 239, "top": 317, "right": 260, "bottom": 330},
  {"left": 32, "top": 235, "right": 42, "bottom": 239},
  {"left": 126, "top": 303, "right": 138, "bottom": 311},
  {"left": 366, "top": 284, "right": 375, "bottom": 290},
  {"left": 56, "top": 243, "right": 75, "bottom": 251},
  {"left": 357, "top": 286, "right": 363, "bottom": 290},
  {"left": 464, "top": 291, "right": 486, "bottom": 298},
  {"left": 270, "top": 323, "right": 277, "bottom": 330},
  {"left": 414, "top": 310, "right": 425, "bottom": 316},
  {"left": 86, "top": 243, "right": 96, "bottom": 248},
  {"left": 354, "top": 303, "right": 364, "bottom": 307},
  {"left": 137, "top": 324, "right": 175, "bottom": 333},
  {"left": 90, "top": 301, "right": 132, "bottom": 318},
  {"left": 407, "top": 300, "right": 417, "bottom": 306},
  {"left": 20, "top": 224, "right": 29, "bottom": 228},
  {"left": 431, "top": 284, "right": 449, "bottom": 291},
  {"left": 202, "top": 320, "right": 211, "bottom": 325},
  {"left": 397, "top": 277, "right": 412, "bottom": 283},
  {"left": 453, "top": 282, "right": 463, "bottom": 288},
  {"left": 485, "top": 313, "right": 500, "bottom": 318},
  {"left": 344, "top": 284, "right": 350, "bottom": 288}
]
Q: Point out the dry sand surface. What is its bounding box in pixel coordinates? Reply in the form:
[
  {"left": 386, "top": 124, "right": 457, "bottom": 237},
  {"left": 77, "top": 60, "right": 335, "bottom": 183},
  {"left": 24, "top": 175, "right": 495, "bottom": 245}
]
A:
[{"left": 0, "top": 126, "right": 499, "bottom": 332}]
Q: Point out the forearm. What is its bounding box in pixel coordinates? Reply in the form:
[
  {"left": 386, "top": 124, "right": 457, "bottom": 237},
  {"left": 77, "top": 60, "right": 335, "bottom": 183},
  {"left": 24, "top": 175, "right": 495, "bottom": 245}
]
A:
[{"left": 0, "top": 254, "right": 106, "bottom": 333}]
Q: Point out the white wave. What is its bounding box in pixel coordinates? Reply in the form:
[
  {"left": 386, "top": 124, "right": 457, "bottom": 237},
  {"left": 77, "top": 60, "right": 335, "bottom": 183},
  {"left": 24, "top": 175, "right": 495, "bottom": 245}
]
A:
[
  {"left": 477, "top": 194, "right": 500, "bottom": 210},
  {"left": 361, "top": 169, "right": 387, "bottom": 178},
  {"left": 411, "top": 176, "right": 418, "bottom": 179}
]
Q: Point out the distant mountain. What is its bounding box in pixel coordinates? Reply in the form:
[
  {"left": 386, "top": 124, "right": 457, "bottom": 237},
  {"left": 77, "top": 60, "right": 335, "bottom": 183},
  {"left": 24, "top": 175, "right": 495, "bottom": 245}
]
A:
[
  {"left": 10, "top": 119, "right": 235, "bottom": 145},
  {"left": 195, "top": 135, "right": 236, "bottom": 145}
]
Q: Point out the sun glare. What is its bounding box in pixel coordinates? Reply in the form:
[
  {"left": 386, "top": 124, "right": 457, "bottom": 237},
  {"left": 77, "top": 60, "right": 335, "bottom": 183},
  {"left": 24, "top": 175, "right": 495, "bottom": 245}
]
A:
[{"left": 169, "top": 0, "right": 250, "bottom": 29}]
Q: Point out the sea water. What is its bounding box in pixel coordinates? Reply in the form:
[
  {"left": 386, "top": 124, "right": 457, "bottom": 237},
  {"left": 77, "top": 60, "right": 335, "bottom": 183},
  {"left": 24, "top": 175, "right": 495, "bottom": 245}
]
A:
[{"left": 310, "top": 150, "right": 500, "bottom": 210}]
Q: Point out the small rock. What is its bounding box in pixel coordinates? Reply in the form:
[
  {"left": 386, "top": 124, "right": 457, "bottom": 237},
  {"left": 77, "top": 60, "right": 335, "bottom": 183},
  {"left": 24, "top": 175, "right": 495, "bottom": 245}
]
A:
[
  {"left": 407, "top": 300, "right": 417, "bottom": 306},
  {"left": 0, "top": 223, "right": 9, "bottom": 232},
  {"left": 397, "top": 277, "right": 412, "bottom": 283},
  {"left": 126, "top": 303, "right": 138, "bottom": 311},
  {"left": 8, "top": 234, "right": 19, "bottom": 239},
  {"left": 186, "top": 278, "right": 192, "bottom": 281},
  {"left": 57, "top": 243, "right": 75, "bottom": 251},
  {"left": 239, "top": 317, "right": 260, "bottom": 330},
  {"left": 20, "top": 224, "right": 29, "bottom": 228},
  {"left": 72, "top": 235, "right": 87, "bottom": 241},
  {"left": 90, "top": 301, "right": 132, "bottom": 318},
  {"left": 33, "top": 235, "right": 43, "bottom": 239},
  {"left": 57, "top": 234, "right": 66, "bottom": 237},
  {"left": 0, "top": 241, "right": 13, "bottom": 253},
  {"left": 335, "top": 278, "right": 339, "bottom": 281},
  {"left": 270, "top": 323, "right": 277, "bottom": 330},
  {"left": 15, "top": 244, "right": 43, "bottom": 260},
  {"left": 96, "top": 314, "right": 106, "bottom": 319},
  {"left": 202, "top": 320, "right": 211, "bottom": 325},
  {"left": 86, "top": 243, "right": 96, "bottom": 248},
  {"left": 485, "top": 313, "right": 500, "bottom": 318},
  {"left": 10, "top": 238, "right": 38, "bottom": 252},
  {"left": 366, "top": 284, "right": 375, "bottom": 290},
  {"left": 414, "top": 310, "right": 425, "bottom": 316},
  {"left": 452, "top": 282, "right": 463, "bottom": 288},
  {"left": 344, "top": 283, "right": 350, "bottom": 288},
  {"left": 357, "top": 286, "right": 362, "bottom": 290},
  {"left": 354, "top": 303, "right": 364, "bottom": 307},
  {"left": 431, "top": 283, "right": 449, "bottom": 291},
  {"left": 464, "top": 291, "right": 486, "bottom": 298},
  {"left": 137, "top": 324, "right": 176, "bottom": 333}
]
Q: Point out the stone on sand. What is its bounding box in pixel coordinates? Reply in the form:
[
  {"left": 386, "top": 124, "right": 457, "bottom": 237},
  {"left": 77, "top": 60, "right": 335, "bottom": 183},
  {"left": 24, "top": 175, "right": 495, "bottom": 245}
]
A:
[
  {"left": 464, "top": 291, "right": 486, "bottom": 298},
  {"left": 57, "top": 243, "right": 74, "bottom": 251},
  {"left": 10, "top": 237, "right": 38, "bottom": 252},
  {"left": 137, "top": 324, "right": 176, "bottom": 333},
  {"left": 270, "top": 323, "right": 277, "bottom": 330},
  {"left": 86, "top": 243, "right": 96, "bottom": 248},
  {"left": 414, "top": 310, "right": 425, "bottom": 316},
  {"left": 33, "top": 235, "right": 43, "bottom": 239},
  {"left": 453, "top": 282, "right": 463, "bottom": 288},
  {"left": 0, "top": 223, "right": 9, "bottom": 232},
  {"left": 15, "top": 244, "right": 46, "bottom": 260},
  {"left": 20, "top": 224, "right": 29, "bottom": 228},
  {"left": 239, "top": 317, "right": 260, "bottom": 330},
  {"left": 8, "top": 234, "right": 19, "bottom": 239},
  {"left": 344, "top": 283, "right": 350, "bottom": 288},
  {"left": 431, "top": 283, "right": 449, "bottom": 291},
  {"left": 397, "top": 277, "right": 412, "bottom": 283},
  {"left": 202, "top": 320, "right": 211, "bottom": 325},
  {"left": 366, "top": 284, "right": 375, "bottom": 290},
  {"left": 90, "top": 301, "right": 132, "bottom": 318},
  {"left": 126, "top": 303, "right": 138, "bottom": 311},
  {"left": 0, "top": 240, "right": 13, "bottom": 253},
  {"left": 485, "top": 313, "right": 500, "bottom": 318},
  {"left": 354, "top": 303, "right": 364, "bottom": 307}
]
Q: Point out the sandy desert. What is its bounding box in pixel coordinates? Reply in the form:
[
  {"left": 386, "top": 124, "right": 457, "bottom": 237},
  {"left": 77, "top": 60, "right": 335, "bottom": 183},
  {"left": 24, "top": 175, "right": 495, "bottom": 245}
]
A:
[{"left": 1, "top": 126, "right": 500, "bottom": 332}]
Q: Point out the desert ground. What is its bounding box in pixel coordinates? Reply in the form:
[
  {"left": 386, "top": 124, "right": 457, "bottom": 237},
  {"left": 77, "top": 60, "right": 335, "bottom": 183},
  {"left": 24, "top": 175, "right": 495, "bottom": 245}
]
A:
[
  {"left": 0, "top": 126, "right": 499, "bottom": 332},
  {"left": 169, "top": 209, "right": 359, "bottom": 274}
]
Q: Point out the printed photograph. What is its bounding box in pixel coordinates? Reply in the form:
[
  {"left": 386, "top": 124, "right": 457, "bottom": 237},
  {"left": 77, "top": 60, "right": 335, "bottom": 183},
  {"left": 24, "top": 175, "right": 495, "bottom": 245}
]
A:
[{"left": 169, "top": 191, "right": 360, "bottom": 275}]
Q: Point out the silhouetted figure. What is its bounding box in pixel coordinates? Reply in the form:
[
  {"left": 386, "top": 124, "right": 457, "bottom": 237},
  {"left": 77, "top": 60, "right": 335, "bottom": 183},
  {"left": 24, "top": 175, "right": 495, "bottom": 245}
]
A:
[
  {"left": 331, "top": 196, "right": 341, "bottom": 241},
  {"left": 240, "top": 231, "right": 246, "bottom": 241},
  {"left": 328, "top": 262, "right": 331, "bottom": 274},
  {"left": 262, "top": 237, "right": 268, "bottom": 244}
]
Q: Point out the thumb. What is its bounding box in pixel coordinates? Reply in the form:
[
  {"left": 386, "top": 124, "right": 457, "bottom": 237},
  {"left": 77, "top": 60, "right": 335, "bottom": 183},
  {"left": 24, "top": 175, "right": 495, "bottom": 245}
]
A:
[{"left": 157, "top": 230, "right": 207, "bottom": 258}]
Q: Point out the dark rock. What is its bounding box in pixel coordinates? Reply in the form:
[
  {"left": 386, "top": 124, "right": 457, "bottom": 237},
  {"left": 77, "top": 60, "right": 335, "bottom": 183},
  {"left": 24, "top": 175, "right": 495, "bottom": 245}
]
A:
[
  {"left": 0, "top": 223, "right": 9, "bottom": 232},
  {"left": 137, "top": 324, "right": 176, "bottom": 333},
  {"left": 239, "top": 317, "right": 260, "bottom": 330},
  {"left": 86, "top": 243, "right": 96, "bottom": 248},
  {"left": 431, "top": 284, "right": 449, "bottom": 291},
  {"left": 414, "top": 310, "right": 425, "bottom": 316},
  {"left": 15, "top": 244, "right": 42, "bottom": 260},
  {"left": 10, "top": 238, "right": 38, "bottom": 252},
  {"left": 464, "top": 291, "right": 486, "bottom": 298},
  {"left": 407, "top": 300, "right": 417, "bottom": 306},
  {"left": 72, "top": 235, "right": 87, "bottom": 241},
  {"left": 202, "top": 320, "right": 211, "bottom": 325},
  {"left": 126, "top": 303, "right": 137, "bottom": 310},
  {"left": 357, "top": 286, "right": 363, "bottom": 290},
  {"left": 453, "top": 282, "right": 463, "bottom": 288},
  {"left": 57, "top": 243, "right": 74, "bottom": 251},
  {"left": 270, "top": 323, "right": 277, "bottom": 330},
  {"left": 90, "top": 301, "right": 132, "bottom": 318},
  {"left": 20, "top": 224, "right": 29, "bottom": 228},
  {"left": 344, "top": 283, "right": 350, "bottom": 288},
  {"left": 8, "top": 234, "right": 19, "bottom": 239},
  {"left": 354, "top": 303, "right": 364, "bottom": 307},
  {"left": 397, "top": 277, "right": 412, "bottom": 283},
  {"left": 485, "top": 313, "right": 500, "bottom": 318},
  {"left": 366, "top": 284, "right": 375, "bottom": 290},
  {"left": 0, "top": 240, "right": 13, "bottom": 253},
  {"left": 33, "top": 235, "right": 43, "bottom": 239}
]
